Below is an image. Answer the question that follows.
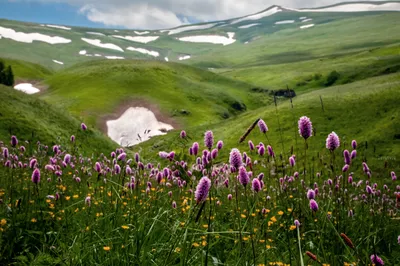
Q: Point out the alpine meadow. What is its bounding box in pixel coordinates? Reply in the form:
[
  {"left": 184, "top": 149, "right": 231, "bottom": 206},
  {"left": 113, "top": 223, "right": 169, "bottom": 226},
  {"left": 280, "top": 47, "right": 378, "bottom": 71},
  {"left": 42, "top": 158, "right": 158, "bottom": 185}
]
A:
[{"left": 0, "top": 1, "right": 399, "bottom": 265}]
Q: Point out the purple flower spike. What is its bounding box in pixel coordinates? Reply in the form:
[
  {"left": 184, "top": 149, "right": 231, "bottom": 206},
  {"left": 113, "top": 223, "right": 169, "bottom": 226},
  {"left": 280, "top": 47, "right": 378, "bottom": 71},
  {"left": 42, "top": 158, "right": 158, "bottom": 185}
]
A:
[
  {"left": 294, "top": 220, "right": 300, "bottom": 227},
  {"left": 135, "top": 153, "right": 140, "bottom": 163},
  {"left": 238, "top": 166, "right": 250, "bottom": 187},
  {"left": 81, "top": 123, "right": 87, "bottom": 131},
  {"left": 351, "top": 150, "right": 357, "bottom": 159},
  {"left": 229, "top": 148, "right": 243, "bottom": 169},
  {"left": 2, "top": 148, "right": 9, "bottom": 159},
  {"left": 252, "top": 178, "right": 261, "bottom": 192},
  {"left": 29, "top": 159, "right": 37, "bottom": 169},
  {"left": 326, "top": 132, "right": 340, "bottom": 151},
  {"left": 267, "top": 145, "right": 274, "bottom": 157},
  {"left": 117, "top": 152, "right": 126, "bottom": 161},
  {"left": 180, "top": 130, "right": 187, "bottom": 139},
  {"left": 95, "top": 162, "right": 101, "bottom": 173},
  {"left": 227, "top": 194, "right": 232, "bottom": 200},
  {"left": 370, "top": 254, "right": 384, "bottom": 266},
  {"left": 32, "top": 168, "right": 41, "bottom": 184},
  {"left": 307, "top": 189, "right": 316, "bottom": 200},
  {"left": 204, "top": 130, "right": 214, "bottom": 150},
  {"left": 391, "top": 171, "right": 397, "bottom": 181},
  {"left": 70, "top": 135, "right": 75, "bottom": 142},
  {"left": 298, "top": 116, "right": 313, "bottom": 140},
  {"left": 351, "top": 140, "right": 357, "bottom": 149},
  {"left": 309, "top": 199, "right": 318, "bottom": 212},
  {"left": 11, "top": 136, "right": 18, "bottom": 147},
  {"left": 289, "top": 156, "right": 295, "bottom": 167},
  {"left": 85, "top": 196, "right": 91, "bottom": 207},
  {"left": 192, "top": 142, "right": 199, "bottom": 156},
  {"left": 366, "top": 185, "right": 373, "bottom": 194},
  {"left": 343, "top": 150, "right": 351, "bottom": 165},
  {"left": 248, "top": 140, "right": 255, "bottom": 151},
  {"left": 172, "top": 201, "right": 177, "bottom": 209},
  {"left": 211, "top": 149, "right": 218, "bottom": 159},
  {"left": 217, "top": 140, "right": 223, "bottom": 150},
  {"left": 64, "top": 154, "right": 71, "bottom": 164},
  {"left": 342, "top": 164, "right": 349, "bottom": 172},
  {"left": 194, "top": 176, "right": 211, "bottom": 204},
  {"left": 258, "top": 119, "right": 268, "bottom": 134}
]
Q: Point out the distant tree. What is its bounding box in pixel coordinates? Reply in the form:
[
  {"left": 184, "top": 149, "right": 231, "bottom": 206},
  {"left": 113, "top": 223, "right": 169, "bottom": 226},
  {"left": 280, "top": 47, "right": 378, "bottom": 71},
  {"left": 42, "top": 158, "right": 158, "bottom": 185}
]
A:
[
  {"left": 0, "top": 60, "right": 4, "bottom": 84},
  {"left": 325, "top": 70, "right": 340, "bottom": 86},
  {"left": 4, "top": 66, "right": 14, "bottom": 86}
]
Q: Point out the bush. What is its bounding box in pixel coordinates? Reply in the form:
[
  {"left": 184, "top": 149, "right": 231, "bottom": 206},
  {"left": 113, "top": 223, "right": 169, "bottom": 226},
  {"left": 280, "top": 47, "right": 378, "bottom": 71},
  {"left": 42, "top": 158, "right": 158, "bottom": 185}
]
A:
[{"left": 325, "top": 70, "right": 340, "bottom": 86}]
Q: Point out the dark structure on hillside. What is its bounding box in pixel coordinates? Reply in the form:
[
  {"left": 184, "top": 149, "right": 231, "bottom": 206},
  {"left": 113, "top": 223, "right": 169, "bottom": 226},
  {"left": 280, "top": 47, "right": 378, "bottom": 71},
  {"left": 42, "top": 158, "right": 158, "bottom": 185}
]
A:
[{"left": 0, "top": 61, "right": 15, "bottom": 87}]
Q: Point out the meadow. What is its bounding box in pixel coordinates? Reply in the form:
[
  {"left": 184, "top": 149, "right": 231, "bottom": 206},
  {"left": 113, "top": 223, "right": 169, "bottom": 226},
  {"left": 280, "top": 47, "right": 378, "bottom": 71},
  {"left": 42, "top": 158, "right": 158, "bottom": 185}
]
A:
[{"left": 0, "top": 112, "right": 399, "bottom": 265}]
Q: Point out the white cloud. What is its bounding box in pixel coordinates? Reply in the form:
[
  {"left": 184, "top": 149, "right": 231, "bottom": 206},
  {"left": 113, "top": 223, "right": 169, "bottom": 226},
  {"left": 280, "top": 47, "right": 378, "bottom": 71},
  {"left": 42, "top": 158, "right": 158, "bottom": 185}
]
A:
[{"left": 16, "top": 0, "right": 389, "bottom": 29}]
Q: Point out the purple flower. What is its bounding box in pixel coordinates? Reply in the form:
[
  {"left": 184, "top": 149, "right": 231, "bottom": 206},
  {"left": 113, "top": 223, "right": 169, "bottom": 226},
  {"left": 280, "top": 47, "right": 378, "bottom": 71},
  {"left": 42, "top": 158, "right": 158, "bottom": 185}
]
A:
[
  {"left": 159, "top": 151, "right": 169, "bottom": 159},
  {"left": 398, "top": 235, "right": 400, "bottom": 245},
  {"left": 248, "top": 140, "right": 255, "bottom": 151},
  {"left": 45, "top": 164, "right": 55, "bottom": 171},
  {"left": 289, "top": 156, "right": 295, "bottom": 167},
  {"left": 70, "top": 135, "right": 75, "bottom": 142},
  {"left": 211, "top": 149, "right": 218, "bottom": 159},
  {"left": 309, "top": 199, "right": 318, "bottom": 212},
  {"left": 229, "top": 148, "right": 243, "bottom": 169},
  {"left": 307, "top": 189, "right": 316, "bottom": 200},
  {"left": 29, "top": 159, "right": 37, "bottom": 169},
  {"left": 370, "top": 254, "right": 384, "bottom": 266},
  {"left": 172, "top": 201, "right": 177, "bottom": 209},
  {"left": 2, "top": 148, "right": 9, "bottom": 159},
  {"left": 114, "top": 164, "right": 121, "bottom": 174},
  {"left": 95, "top": 162, "right": 101, "bottom": 173},
  {"left": 238, "top": 166, "right": 250, "bottom": 187},
  {"left": 294, "top": 220, "right": 300, "bottom": 227},
  {"left": 81, "top": 123, "right": 87, "bottom": 131},
  {"left": 298, "top": 116, "right": 313, "bottom": 140},
  {"left": 351, "top": 140, "right": 357, "bottom": 149},
  {"left": 20, "top": 146, "right": 26, "bottom": 153},
  {"left": 258, "top": 119, "right": 268, "bottom": 134},
  {"left": 217, "top": 140, "right": 223, "bottom": 150},
  {"left": 252, "top": 178, "right": 261, "bottom": 192},
  {"left": 348, "top": 175, "right": 353, "bottom": 183},
  {"left": 362, "top": 162, "right": 370, "bottom": 175},
  {"left": 258, "top": 173, "right": 264, "bottom": 181},
  {"left": 343, "top": 150, "right": 351, "bottom": 165},
  {"left": 192, "top": 142, "right": 199, "bottom": 156},
  {"left": 227, "top": 194, "right": 232, "bottom": 200},
  {"left": 204, "top": 130, "right": 214, "bottom": 150},
  {"left": 64, "top": 154, "right": 71, "bottom": 164},
  {"left": 180, "top": 130, "right": 187, "bottom": 139},
  {"left": 32, "top": 168, "right": 40, "bottom": 184},
  {"left": 391, "top": 171, "right": 396, "bottom": 181},
  {"left": 351, "top": 150, "right": 357, "bottom": 159},
  {"left": 11, "top": 135, "right": 18, "bottom": 147},
  {"left": 117, "top": 152, "right": 126, "bottom": 161},
  {"left": 85, "top": 196, "right": 91, "bottom": 207},
  {"left": 342, "top": 164, "right": 349, "bottom": 172},
  {"left": 267, "top": 145, "right": 274, "bottom": 157},
  {"left": 194, "top": 176, "right": 211, "bottom": 203},
  {"left": 258, "top": 145, "right": 265, "bottom": 156},
  {"left": 326, "top": 132, "right": 340, "bottom": 151},
  {"left": 366, "top": 185, "right": 373, "bottom": 194}
]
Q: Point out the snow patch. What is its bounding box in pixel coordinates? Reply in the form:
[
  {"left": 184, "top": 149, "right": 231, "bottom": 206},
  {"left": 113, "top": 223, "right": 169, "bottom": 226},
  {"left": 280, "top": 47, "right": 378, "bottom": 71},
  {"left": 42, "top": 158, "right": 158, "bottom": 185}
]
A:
[
  {"left": 81, "top": 38, "right": 124, "bottom": 52},
  {"left": 164, "top": 57, "right": 169, "bottom": 62},
  {"left": 301, "top": 18, "right": 313, "bottom": 23},
  {"left": 94, "top": 54, "right": 102, "bottom": 57},
  {"left": 14, "top": 83, "right": 40, "bottom": 94},
  {"left": 134, "top": 31, "right": 150, "bottom": 35},
  {"left": 178, "top": 55, "right": 191, "bottom": 61},
  {"left": 105, "top": 56, "right": 125, "bottom": 59},
  {"left": 297, "top": 3, "right": 400, "bottom": 12},
  {"left": 87, "top": 32, "right": 105, "bottom": 36},
  {"left": 52, "top": 60, "right": 64, "bottom": 65},
  {"left": 165, "top": 23, "right": 216, "bottom": 35},
  {"left": 79, "top": 50, "right": 87, "bottom": 55},
  {"left": 299, "top": 16, "right": 307, "bottom": 19},
  {"left": 230, "top": 6, "right": 282, "bottom": 24},
  {"left": 177, "top": 32, "right": 236, "bottom": 46},
  {"left": 46, "top": 24, "right": 71, "bottom": 30},
  {"left": 275, "top": 20, "right": 295, "bottom": 25},
  {"left": 112, "top": 35, "right": 159, "bottom": 44},
  {"left": 300, "top": 24, "right": 315, "bottom": 29},
  {"left": 0, "top": 26, "right": 71, "bottom": 44},
  {"left": 238, "top": 23, "right": 260, "bottom": 29},
  {"left": 127, "top": 47, "right": 159, "bottom": 57},
  {"left": 107, "top": 107, "right": 173, "bottom": 146}
]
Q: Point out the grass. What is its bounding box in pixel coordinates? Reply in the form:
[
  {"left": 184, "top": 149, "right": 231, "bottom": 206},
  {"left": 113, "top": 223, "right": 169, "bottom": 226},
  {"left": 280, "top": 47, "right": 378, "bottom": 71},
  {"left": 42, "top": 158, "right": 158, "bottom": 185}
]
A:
[
  {"left": 0, "top": 84, "right": 116, "bottom": 154},
  {"left": 41, "top": 60, "right": 270, "bottom": 128},
  {"left": 137, "top": 73, "right": 400, "bottom": 175}
]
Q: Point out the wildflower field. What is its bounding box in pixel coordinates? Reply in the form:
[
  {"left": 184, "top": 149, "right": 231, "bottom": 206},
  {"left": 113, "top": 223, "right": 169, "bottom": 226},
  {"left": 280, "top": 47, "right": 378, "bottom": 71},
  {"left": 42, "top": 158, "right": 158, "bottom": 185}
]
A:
[{"left": 0, "top": 116, "right": 399, "bottom": 265}]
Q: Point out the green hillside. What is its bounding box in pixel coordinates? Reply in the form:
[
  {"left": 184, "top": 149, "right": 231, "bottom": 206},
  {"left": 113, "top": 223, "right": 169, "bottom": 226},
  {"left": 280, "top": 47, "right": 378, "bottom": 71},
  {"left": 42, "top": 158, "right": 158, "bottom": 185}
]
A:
[{"left": 41, "top": 60, "right": 269, "bottom": 128}]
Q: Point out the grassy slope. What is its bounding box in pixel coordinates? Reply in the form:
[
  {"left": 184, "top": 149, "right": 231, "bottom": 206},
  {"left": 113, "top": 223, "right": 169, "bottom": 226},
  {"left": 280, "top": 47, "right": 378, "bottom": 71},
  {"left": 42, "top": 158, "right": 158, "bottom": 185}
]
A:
[
  {"left": 0, "top": 57, "right": 52, "bottom": 80},
  {"left": 42, "top": 60, "right": 270, "bottom": 127},
  {"left": 138, "top": 73, "right": 400, "bottom": 175},
  {"left": 0, "top": 84, "right": 116, "bottom": 154}
]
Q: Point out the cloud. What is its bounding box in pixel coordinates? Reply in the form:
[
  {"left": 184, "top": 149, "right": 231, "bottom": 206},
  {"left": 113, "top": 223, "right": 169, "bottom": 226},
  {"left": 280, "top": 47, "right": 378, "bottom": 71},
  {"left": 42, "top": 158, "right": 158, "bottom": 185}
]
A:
[{"left": 17, "top": 0, "right": 387, "bottom": 29}]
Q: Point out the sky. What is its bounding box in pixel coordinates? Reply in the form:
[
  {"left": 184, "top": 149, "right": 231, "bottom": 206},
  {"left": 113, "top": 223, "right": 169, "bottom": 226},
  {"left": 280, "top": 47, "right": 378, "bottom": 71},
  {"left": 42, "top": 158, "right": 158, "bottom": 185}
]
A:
[{"left": 0, "top": 0, "right": 388, "bottom": 29}]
